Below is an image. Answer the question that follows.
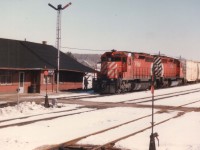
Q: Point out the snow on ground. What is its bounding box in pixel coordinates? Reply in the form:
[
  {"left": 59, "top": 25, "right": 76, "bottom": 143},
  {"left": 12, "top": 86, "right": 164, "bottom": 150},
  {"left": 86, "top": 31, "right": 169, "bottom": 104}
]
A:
[
  {"left": 115, "top": 112, "right": 200, "bottom": 150},
  {"left": 80, "top": 83, "right": 200, "bottom": 103},
  {"left": 77, "top": 111, "right": 178, "bottom": 146},
  {"left": 187, "top": 102, "right": 200, "bottom": 107},
  {"left": 0, "top": 84, "right": 200, "bottom": 150},
  {"left": 22, "top": 90, "right": 97, "bottom": 100},
  {"left": 0, "top": 102, "right": 81, "bottom": 120},
  {"left": 140, "top": 91, "right": 200, "bottom": 107},
  {"left": 0, "top": 105, "right": 153, "bottom": 150}
]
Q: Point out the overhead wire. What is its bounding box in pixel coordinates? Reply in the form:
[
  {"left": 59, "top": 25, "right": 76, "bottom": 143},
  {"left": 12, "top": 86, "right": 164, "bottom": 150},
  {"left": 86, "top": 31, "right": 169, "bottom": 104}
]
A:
[{"left": 61, "top": 46, "right": 109, "bottom": 52}]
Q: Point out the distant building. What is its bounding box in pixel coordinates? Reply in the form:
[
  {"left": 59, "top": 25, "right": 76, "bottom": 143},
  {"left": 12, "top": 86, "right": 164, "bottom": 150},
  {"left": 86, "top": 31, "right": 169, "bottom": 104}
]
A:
[
  {"left": 0, "top": 38, "right": 94, "bottom": 93},
  {"left": 96, "top": 62, "right": 101, "bottom": 71}
]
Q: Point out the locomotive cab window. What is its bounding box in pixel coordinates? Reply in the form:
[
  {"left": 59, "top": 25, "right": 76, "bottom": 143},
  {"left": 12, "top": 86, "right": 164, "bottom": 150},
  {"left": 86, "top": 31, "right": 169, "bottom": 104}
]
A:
[
  {"left": 145, "top": 57, "right": 153, "bottom": 62},
  {"left": 122, "top": 58, "right": 126, "bottom": 62},
  {"left": 139, "top": 56, "right": 145, "bottom": 59},
  {"left": 111, "top": 57, "right": 121, "bottom": 62},
  {"left": 122, "top": 58, "right": 127, "bottom": 65},
  {"left": 101, "top": 57, "right": 107, "bottom": 62}
]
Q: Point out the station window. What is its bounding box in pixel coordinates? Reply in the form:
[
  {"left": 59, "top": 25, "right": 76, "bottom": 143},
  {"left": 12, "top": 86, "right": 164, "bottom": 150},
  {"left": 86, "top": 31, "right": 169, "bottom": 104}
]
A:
[
  {"left": 59, "top": 72, "right": 82, "bottom": 83},
  {"left": 0, "top": 71, "right": 12, "bottom": 85}
]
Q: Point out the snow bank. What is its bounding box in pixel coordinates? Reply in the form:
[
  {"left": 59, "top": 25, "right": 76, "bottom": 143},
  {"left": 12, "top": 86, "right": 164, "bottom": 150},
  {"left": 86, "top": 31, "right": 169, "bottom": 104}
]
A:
[{"left": 0, "top": 101, "right": 81, "bottom": 120}]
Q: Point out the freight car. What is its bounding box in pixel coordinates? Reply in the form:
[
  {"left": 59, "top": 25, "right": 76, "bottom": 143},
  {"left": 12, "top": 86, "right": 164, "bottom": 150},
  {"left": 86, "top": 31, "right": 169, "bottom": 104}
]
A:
[
  {"left": 93, "top": 50, "right": 188, "bottom": 94},
  {"left": 180, "top": 59, "right": 200, "bottom": 83}
]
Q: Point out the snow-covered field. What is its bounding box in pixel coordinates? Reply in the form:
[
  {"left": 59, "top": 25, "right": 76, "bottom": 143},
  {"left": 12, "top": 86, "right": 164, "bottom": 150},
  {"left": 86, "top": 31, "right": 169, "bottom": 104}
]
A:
[{"left": 0, "top": 83, "right": 200, "bottom": 150}]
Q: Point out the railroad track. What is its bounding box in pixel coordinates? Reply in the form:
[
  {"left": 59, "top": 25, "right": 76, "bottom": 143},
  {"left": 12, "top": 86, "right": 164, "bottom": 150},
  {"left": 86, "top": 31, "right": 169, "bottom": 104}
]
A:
[
  {"left": 56, "top": 87, "right": 200, "bottom": 112},
  {"left": 0, "top": 108, "right": 97, "bottom": 129},
  {"left": 41, "top": 114, "right": 151, "bottom": 150},
  {"left": 89, "top": 112, "right": 184, "bottom": 150},
  {"left": 1, "top": 86, "right": 199, "bottom": 109},
  {"left": 3, "top": 86, "right": 199, "bottom": 129},
  {"left": 37, "top": 114, "right": 182, "bottom": 150},
  {"left": 0, "top": 93, "right": 110, "bottom": 108},
  {"left": 37, "top": 98, "right": 200, "bottom": 150},
  {"left": 58, "top": 87, "right": 200, "bottom": 105},
  {"left": 0, "top": 107, "right": 82, "bottom": 124},
  {"left": 1, "top": 86, "right": 200, "bottom": 150},
  {"left": 60, "top": 94, "right": 107, "bottom": 100},
  {"left": 118, "top": 87, "right": 200, "bottom": 104}
]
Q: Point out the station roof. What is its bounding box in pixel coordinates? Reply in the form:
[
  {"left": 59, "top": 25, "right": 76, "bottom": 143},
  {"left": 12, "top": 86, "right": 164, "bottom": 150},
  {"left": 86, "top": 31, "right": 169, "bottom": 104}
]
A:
[{"left": 0, "top": 38, "right": 95, "bottom": 73}]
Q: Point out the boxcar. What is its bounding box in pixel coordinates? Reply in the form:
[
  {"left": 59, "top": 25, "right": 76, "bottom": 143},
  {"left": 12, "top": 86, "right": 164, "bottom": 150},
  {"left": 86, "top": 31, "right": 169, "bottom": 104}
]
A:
[{"left": 181, "top": 59, "right": 199, "bottom": 82}]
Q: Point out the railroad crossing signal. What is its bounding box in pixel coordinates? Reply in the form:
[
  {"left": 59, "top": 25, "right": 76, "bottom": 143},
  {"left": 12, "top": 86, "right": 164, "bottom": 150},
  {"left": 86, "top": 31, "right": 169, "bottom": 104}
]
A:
[
  {"left": 149, "top": 56, "right": 161, "bottom": 150},
  {"left": 44, "top": 70, "right": 48, "bottom": 76},
  {"left": 153, "top": 57, "right": 162, "bottom": 77},
  {"left": 151, "top": 76, "right": 154, "bottom": 95},
  {"left": 44, "top": 68, "right": 50, "bottom": 108}
]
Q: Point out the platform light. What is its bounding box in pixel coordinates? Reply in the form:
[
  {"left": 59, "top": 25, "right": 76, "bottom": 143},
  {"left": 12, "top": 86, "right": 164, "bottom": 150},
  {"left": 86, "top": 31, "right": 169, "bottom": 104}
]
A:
[{"left": 48, "top": 2, "right": 72, "bottom": 93}]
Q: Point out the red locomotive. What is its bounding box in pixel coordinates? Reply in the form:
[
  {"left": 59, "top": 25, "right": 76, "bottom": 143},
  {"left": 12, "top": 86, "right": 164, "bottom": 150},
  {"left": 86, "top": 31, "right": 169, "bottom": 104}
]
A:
[{"left": 93, "top": 50, "right": 184, "bottom": 93}]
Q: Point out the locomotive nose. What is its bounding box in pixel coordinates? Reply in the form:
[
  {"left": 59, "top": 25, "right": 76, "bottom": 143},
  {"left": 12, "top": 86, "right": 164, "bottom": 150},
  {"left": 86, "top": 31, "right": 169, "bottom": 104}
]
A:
[{"left": 101, "top": 62, "right": 118, "bottom": 79}]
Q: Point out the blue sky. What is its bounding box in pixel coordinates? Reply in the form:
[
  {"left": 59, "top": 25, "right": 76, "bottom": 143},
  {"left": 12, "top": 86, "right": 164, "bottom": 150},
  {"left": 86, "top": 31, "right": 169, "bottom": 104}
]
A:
[{"left": 1, "top": 0, "right": 200, "bottom": 60}]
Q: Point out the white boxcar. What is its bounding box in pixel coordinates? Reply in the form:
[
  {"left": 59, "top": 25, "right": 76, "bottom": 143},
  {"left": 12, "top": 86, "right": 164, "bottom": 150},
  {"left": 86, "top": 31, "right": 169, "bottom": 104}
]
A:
[
  {"left": 184, "top": 60, "right": 198, "bottom": 82},
  {"left": 198, "top": 62, "right": 200, "bottom": 80}
]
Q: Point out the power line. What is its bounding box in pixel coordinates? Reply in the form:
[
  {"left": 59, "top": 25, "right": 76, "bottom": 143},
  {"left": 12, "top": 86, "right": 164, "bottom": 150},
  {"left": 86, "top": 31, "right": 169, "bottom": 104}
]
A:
[{"left": 62, "top": 46, "right": 109, "bottom": 52}]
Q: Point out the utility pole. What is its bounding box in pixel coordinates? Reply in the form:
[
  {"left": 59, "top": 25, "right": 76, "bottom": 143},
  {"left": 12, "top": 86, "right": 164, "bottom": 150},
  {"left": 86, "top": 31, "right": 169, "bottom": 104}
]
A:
[{"left": 48, "top": 2, "right": 72, "bottom": 93}]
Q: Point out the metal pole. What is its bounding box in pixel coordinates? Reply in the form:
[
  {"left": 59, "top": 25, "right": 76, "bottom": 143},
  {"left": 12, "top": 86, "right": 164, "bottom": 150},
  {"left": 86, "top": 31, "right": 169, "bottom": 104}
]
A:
[
  {"left": 149, "top": 65, "right": 158, "bottom": 150},
  {"left": 56, "top": 9, "right": 61, "bottom": 93},
  {"left": 45, "top": 75, "right": 49, "bottom": 107},
  {"left": 152, "top": 84, "right": 154, "bottom": 134},
  {"left": 149, "top": 73, "right": 156, "bottom": 150},
  {"left": 48, "top": 2, "right": 71, "bottom": 93},
  {"left": 46, "top": 76, "right": 48, "bottom": 97},
  {"left": 17, "top": 88, "right": 20, "bottom": 110}
]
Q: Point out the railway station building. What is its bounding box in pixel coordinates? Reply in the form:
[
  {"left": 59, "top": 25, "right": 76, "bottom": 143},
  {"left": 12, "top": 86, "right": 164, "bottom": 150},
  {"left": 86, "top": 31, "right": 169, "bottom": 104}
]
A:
[{"left": 0, "top": 38, "right": 95, "bottom": 93}]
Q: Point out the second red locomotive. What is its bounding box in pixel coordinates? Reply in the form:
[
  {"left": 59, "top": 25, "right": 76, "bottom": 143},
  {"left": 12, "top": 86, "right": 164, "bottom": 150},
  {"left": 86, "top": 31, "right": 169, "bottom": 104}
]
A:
[{"left": 93, "top": 50, "right": 184, "bottom": 93}]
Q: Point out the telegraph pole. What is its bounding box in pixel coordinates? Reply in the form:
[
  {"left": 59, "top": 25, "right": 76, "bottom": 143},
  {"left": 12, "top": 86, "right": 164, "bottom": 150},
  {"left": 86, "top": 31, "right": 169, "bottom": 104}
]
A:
[{"left": 48, "top": 2, "right": 72, "bottom": 93}]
